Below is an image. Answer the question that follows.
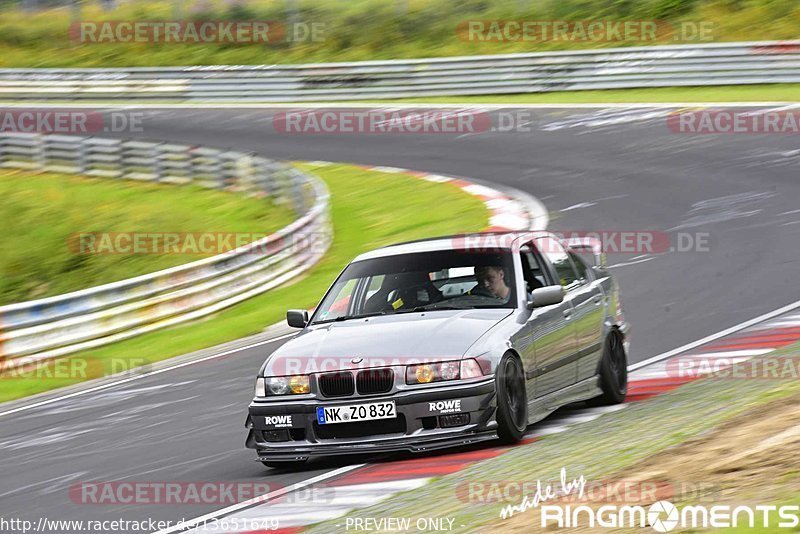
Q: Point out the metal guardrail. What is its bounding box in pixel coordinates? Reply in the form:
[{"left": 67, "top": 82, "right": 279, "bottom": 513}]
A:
[
  {"left": 0, "top": 41, "right": 798, "bottom": 101},
  {"left": 0, "top": 132, "right": 331, "bottom": 369}
]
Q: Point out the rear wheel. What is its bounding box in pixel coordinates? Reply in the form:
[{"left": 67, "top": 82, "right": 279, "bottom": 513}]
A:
[
  {"left": 495, "top": 353, "right": 528, "bottom": 443},
  {"left": 590, "top": 330, "right": 628, "bottom": 405}
]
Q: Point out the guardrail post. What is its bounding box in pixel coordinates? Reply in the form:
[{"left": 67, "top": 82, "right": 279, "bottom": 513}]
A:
[
  {"left": 259, "top": 158, "right": 281, "bottom": 199},
  {"left": 270, "top": 167, "right": 284, "bottom": 206},
  {"left": 0, "top": 133, "right": 45, "bottom": 170},
  {"left": 206, "top": 150, "right": 225, "bottom": 189},
  {"left": 77, "top": 137, "right": 87, "bottom": 174},
  {"left": 157, "top": 142, "right": 192, "bottom": 185},
  {"left": 220, "top": 150, "right": 242, "bottom": 190},
  {"left": 41, "top": 135, "right": 53, "bottom": 170},
  {"left": 288, "top": 168, "right": 306, "bottom": 214},
  {"left": 33, "top": 133, "right": 45, "bottom": 171},
  {"left": 84, "top": 137, "right": 122, "bottom": 178},
  {"left": 210, "top": 150, "right": 225, "bottom": 189},
  {"left": 191, "top": 146, "right": 224, "bottom": 189},
  {"left": 154, "top": 142, "right": 164, "bottom": 181}
]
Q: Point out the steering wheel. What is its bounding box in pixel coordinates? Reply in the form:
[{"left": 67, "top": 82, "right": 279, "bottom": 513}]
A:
[
  {"left": 382, "top": 282, "right": 444, "bottom": 311},
  {"left": 469, "top": 285, "right": 495, "bottom": 298}
]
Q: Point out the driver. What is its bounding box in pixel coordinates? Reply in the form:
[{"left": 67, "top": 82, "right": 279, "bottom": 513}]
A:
[{"left": 473, "top": 265, "right": 510, "bottom": 300}]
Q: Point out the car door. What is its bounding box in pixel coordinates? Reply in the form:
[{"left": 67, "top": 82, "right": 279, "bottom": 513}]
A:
[
  {"left": 567, "top": 251, "right": 607, "bottom": 382},
  {"left": 519, "top": 240, "right": 577, "bottom": 398}
]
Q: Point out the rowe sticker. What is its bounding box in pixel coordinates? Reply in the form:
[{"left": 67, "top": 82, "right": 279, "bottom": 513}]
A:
[
  {"left": 264, "top": 415, "right": 293, "bottom": 428},
  {"left": 429, "top": 400, "right": 462, "bottom": 414}
]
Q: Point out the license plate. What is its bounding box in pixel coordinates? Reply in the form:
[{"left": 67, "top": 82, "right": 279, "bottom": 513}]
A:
[{"left": 317, "top": 400, "right": 396, "bottom": 425}]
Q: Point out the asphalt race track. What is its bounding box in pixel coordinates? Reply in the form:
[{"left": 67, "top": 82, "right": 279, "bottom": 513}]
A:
[{"left": 1, "top": 105, "right": 799, "bottom": 530}]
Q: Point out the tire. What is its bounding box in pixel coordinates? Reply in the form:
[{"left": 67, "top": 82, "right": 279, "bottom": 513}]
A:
[
  {"left": 261, "top": 460, "right": 306, "bottom": 470},
  {"left": 590, "top": 330, "right": 628, "bottom": 405},
  {"left": 495, "top": 353, "right": 528, "bottom": 444}
]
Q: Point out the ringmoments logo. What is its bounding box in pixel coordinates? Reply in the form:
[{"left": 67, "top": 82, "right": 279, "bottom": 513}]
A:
[
  {"left": 541, "top": 500, "right": 800, "bottom": 531},
  {"left": 648, "top": 501, "right": 679, "bottom": 532},
  {"left": 505, "top": 469, "right": 800, "bottom": 531}
]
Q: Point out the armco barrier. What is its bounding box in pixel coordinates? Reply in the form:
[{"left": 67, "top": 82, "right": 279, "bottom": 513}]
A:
[
  {"left": 0, "top": 132, "right": 330, "bottom": 369},
  {"left": 0, "top": 41, "right": 798, "bottom": 101}
]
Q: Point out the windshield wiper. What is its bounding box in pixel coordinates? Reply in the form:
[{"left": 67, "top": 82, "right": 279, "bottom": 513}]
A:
[
  {"left": 398, "top": 304, "right": 471, "bottom": 313},
  {"left": 312, "top": 311, "right": 388, "bottom": 324},
  {"left": 314, "top": 305, "right": 471, "bottom": 323}
]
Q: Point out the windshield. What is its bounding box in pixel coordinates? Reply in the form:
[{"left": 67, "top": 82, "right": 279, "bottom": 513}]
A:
[{"left": 311, "top": 249, "right": 517, "bottom": 324}]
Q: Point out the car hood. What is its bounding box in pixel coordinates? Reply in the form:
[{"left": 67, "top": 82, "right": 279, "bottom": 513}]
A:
[{"left": 260, "top": 309, "right": 512, "bottom": 376}]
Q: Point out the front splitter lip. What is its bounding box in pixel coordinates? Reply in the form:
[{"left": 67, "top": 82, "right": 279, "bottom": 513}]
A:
[{"left": 254, "top": 430, "right": 499, "bottom": 462}]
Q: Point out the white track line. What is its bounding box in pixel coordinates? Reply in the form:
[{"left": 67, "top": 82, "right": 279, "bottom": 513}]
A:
[
  {"left": 0, "top": 332, "right": 296, "bottom": 419},
  {"left": 607, "top": 257, "right": 656, "bottom": 269},
  {"left": 153, "top": 463, "right": 366, "bottom": 534},
  {"left": 675, "top": 349, "right": 774, "bottom": 359},
  {"left": 629, "top": 297, "right": 800, "bottom": 372}
]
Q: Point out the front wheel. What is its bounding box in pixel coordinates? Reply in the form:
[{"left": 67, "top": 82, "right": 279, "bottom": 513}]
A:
[
  {"left": 495, "top": 353, "right": 528, "bottom": 443},
  {"left": 590, "top": 330, "right": 628, "bottom": 405}
]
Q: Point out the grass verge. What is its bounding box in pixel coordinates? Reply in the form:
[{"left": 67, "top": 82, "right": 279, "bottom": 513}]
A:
[
  {"left": 355, "top": 84, "right": 800, "bottom": 104},
  {"left": 0, "top": 163, "right": 489, "bottom": 403},
  {"left": 0, "top": 169, "right": 294, "bottom": 304},
  {"left": 3, "top": 83, "right": 795, "bottom": 108},
  {"left": 2, "top": 0, "right": 800, "bottom": 67},
  {"left": 306, "top": 340, "right": 800, "bottom": 533}
]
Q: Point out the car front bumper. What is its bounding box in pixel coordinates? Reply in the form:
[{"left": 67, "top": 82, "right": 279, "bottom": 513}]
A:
[{"left": 245, "top": 377, "right": 498, "bottom": 462}]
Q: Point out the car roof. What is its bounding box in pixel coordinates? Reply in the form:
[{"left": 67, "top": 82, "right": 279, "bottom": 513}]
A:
[{"left": 352, "top": 231, "right": 553, "bottom": 262}]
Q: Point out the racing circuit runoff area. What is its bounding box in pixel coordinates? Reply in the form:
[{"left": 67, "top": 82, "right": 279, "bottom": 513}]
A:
[{"left": 0, "top": 104, "right": 799, "bottom": 532}]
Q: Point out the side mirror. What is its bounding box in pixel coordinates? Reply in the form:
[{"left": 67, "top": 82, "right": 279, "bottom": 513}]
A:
[
  {"left": 526, "top": 285, "right": 565, "bottom": 309},
  {"left": 286, "top": 309, "right": 309, "bottom": 328}
]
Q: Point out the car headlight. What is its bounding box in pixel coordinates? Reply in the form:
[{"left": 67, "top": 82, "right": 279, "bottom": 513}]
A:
[
  {"left": 406, "top": 359, "right": 483, "bottom": 385},
  {"left": 263, "top": 375, "right": 310, "bottom": 396}
]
